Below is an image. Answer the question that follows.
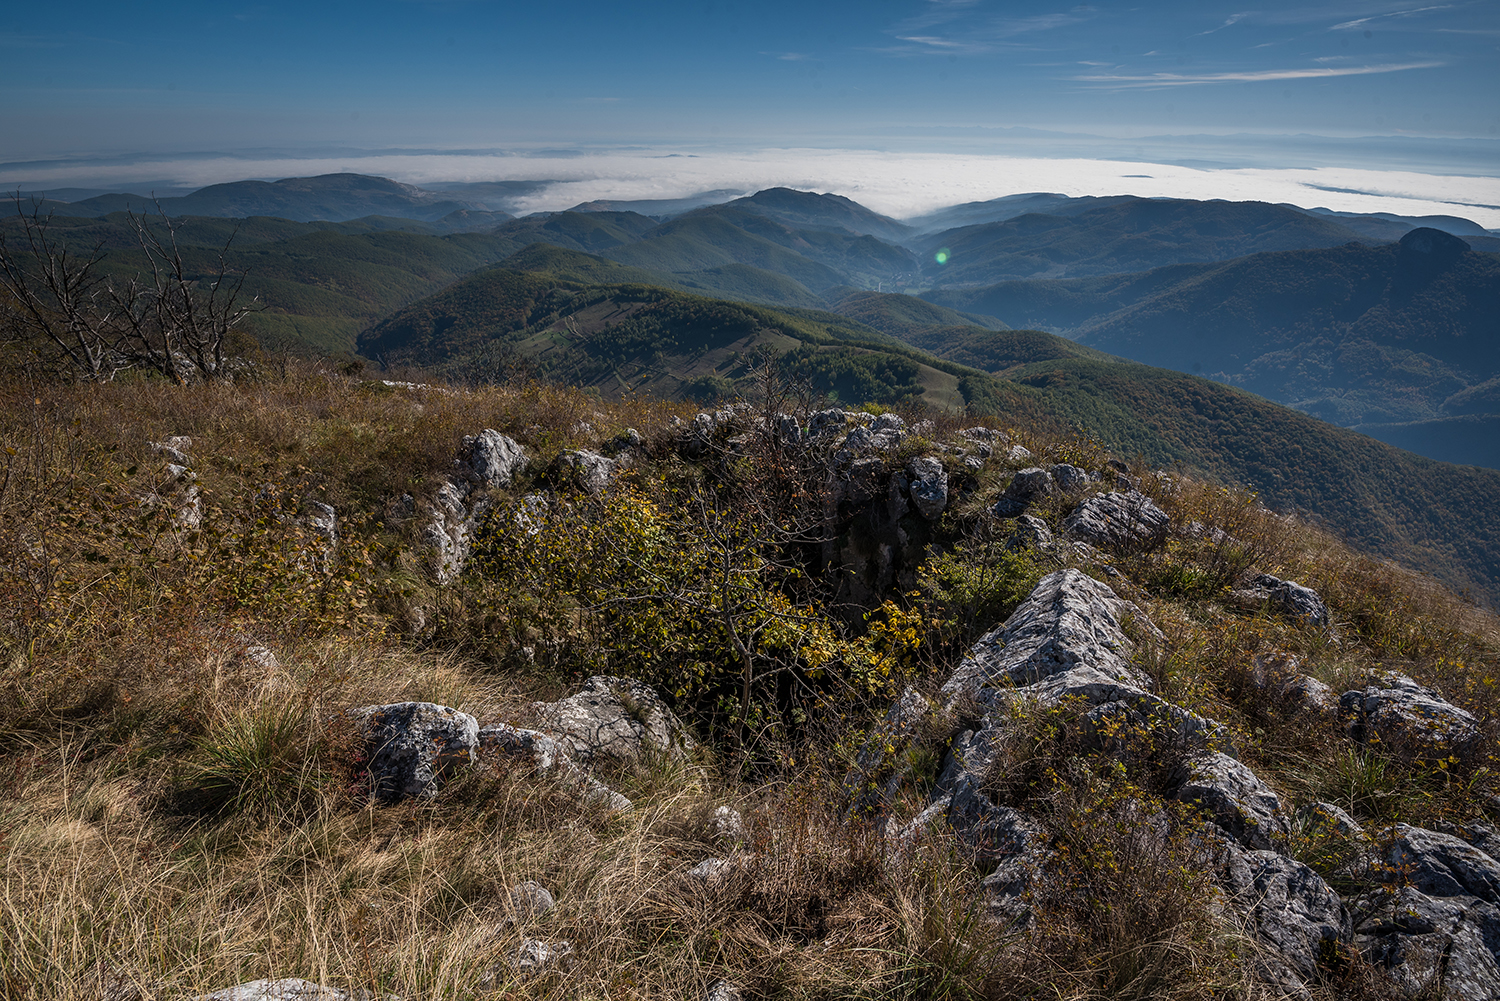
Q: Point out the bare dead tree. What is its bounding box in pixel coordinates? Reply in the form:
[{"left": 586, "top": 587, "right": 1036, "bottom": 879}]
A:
[
  {"left": 110, "top": 202, "right": 259, "bottom": 384},
  {"left": 0, "top": 193, "right": 260, "bottom": 383},
  {"left": 0, "top": 195, "right": 126, "bottom": 380}
]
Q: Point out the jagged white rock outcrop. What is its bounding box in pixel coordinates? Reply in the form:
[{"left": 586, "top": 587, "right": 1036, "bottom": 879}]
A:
[
  {"left": 422, "top": 429, "right": 528, "bottom": 584},
  {"left": 940, "top": 568, "right": 1156, "bottom": 708},
  {"left": 1214, "top": 843, "right": 1352, "bottom": 992},
  {"left": 197, "top": 980, "right": 347, "bottom": 1001},
  {"left": 349, "top": 702, "right": 479, "bottom": 803},
  {"left": 1062, "top": 488, "right": 1170, "bottom": 551},
  {"left": 529, "top": 675, "right": 695, "bottom": 764},
  {"left": 1340, "top": 673, "right": 1481, "bottom": 760}
]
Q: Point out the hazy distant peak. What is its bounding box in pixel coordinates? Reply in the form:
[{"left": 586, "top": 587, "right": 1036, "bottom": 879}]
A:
[
  {"left": 725, "top": 187, "right": 912, "bottom": 243},
  {"left": 1399, "top": 226, "right": 1470, "bottom": 259}
]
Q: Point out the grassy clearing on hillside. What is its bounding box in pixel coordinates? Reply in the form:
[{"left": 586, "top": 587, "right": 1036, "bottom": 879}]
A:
[{"left": 1, "top": 366, "right": 1496, "bottom": 999}]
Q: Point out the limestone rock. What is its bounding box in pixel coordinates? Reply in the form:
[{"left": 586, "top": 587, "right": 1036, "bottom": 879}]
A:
[
  {"left": 1245, "top": 574, "right": 1331, "bottom": 628},
  {"left": 1062, "top": 489, "right": 1170, "bottom": 552},
  {"left": 990, "top": 467, "right": 1054, "bottom": 518},
  {"left": 1005, "top": 444, "right": 1033, "bottom": 464},
  {"left": 906, "top": 456, "right": 949, "bottom": 520},
  {"left": 150, "top": 436, "right": 193, "bottom": 467},
  {"left": 1004, "top": 514, "right": 1054, "bottom": 552},
  {"left": 461, "top": 430, "right": 527, "bottom": 488},
  {"left": 704, "top": 980, "right": 744, "bottom": 1001},
  {"left": 1297, "top": 801, "right": 1364, "bottom": 837},
  {"left": 1048, "top": 463, "right": 1090, "bottom": 494},
  {"left": 1355, "top": 885, "right": 1500, "bottom": 1001},
  {"left": 197, "top": 980, "right": 345, "bottom": 1001},
  {"left": 504, "top": 881, "right": 556, "bottom": 922},
  {"left": 601, "top": 427, "right": 644, "bottom": 457},
  {"left": 1340, "top": 673, "right": 1480, "bottom": 760},
  {"left": 710, "top": 805, "right": 745, "bottom": 843},
  {"left": 806, "top": 408, "right": 860, "bottom": 441},
  {"left": 941, "top": 569, "right": 1154, "bottom": 707},
  {"left": 1216, "top": 844, "right": 1351, "bottom": 991},
  {"left": 687, "top": 858, "right": 735, "bottom": 882},
  {"left": 530, "top": 676, "right": 693, "bottom": 764},
  {"left": 1387, "top": 825, "right": 1500, "bottom": 904},
  {"left": 1172, "top": 752, "right": 1288, "bottom": 850},
  {"left": 422, "top": 480, "right": 474, "bottom": 584},
  {"left": 422, "top": 431, "right": 530, "bottom": 584},
  {"left": 551, "top": 449, "right": 619, "bottom": 495},
  {"left": 307, "top": 501, "right": 338, "bottom": 549},
  {"left": 349, "top": 702, "right": 479, "bottom": 803}
]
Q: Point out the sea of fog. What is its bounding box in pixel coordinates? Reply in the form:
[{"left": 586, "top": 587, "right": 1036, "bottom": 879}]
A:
[{"left": 5, "top": 146, "right": 1498, "bottom": 229}]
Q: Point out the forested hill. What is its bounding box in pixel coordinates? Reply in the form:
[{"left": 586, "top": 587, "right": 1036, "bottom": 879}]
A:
[{"left": 357, "top": 258, "right": 1500, "bottom": 606}]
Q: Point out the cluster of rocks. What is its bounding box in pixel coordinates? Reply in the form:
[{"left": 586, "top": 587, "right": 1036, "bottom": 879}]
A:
[
  {"left": 850, "top": 567, "right": 1500, "bottom": 998},
  {"left": 191, "top": 674, "right": 739, "bottom": 1001},
  {"left": 148, "top": 436, "right": 203, "bottom": 530},
  {"left": 421, "top": 429, "right": 530, "bottom": 584},
  {"left": 417, "top": 427, "right": 642, "bottom": 585},
  {"left": 348, "top": 674, "right": 695, "bottom": 810},
  {"left": 197, "top": 974, "right": 744, "bottom": 1001}
]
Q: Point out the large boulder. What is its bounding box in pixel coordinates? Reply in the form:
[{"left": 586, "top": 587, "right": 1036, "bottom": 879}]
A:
[
  {"left": 1355, "top": 885, "right": 1500, "bottom": 1001},
  {"left": 349, "top": 702, "right": 479, "bottom": 803},
  {"left": 1215, "top": 843, "right": 1352, "bottom": 993},
  {"left": 990, "top": 467, "right": 1055, "bottom": 517},
  {"left": 906, "top": 456, "right": 948, "bottom": 520},
  {"left": 1062, "top": 489, "right": 1170, "bottom": 552},
  {"left": 941, "top": 569, "right": 1155, "bottom": 708},
  {"left": 1048, "top": 463, "right": 1090, "bottom": 494},
  {"left": 1340, "top": 673, "right": 1481, "bottom": 760},
  {"left": 1386, "top": 825, "right": 1500, "bottom": 905},
  {"left": 1172, "top": 752, "right": 1288, "bottom": 850},
  {"left": 529, "top": 676, "right": 694, "bottom": 764},
  {"left": 461, "top": 429, "right": 528, "bottom": 488}
]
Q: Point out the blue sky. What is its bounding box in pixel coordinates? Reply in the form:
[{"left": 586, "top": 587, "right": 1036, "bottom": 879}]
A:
[
  {"left": 2, "top": 1, "right": 1497, "bottom": 219},
  {"left": 5, "top": 0, "right": 1495, "bottom": 151}
]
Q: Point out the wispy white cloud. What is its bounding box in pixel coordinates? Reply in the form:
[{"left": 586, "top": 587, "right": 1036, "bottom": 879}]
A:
[
  {"left": 884, "top": 6, "right": 1096, "bottom": 56},
  {"left": 1195, "top": 11, "right": 1253, "bottom": 35},
  {"left": 1331, "top": 4, "right": 1455, "bottom": 30},
  {"left": 1075, "top": 60, "right": 1447, "bottom": 88}
]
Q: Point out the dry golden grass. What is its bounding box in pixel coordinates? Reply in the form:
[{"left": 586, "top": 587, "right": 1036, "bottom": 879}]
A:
[{"left": 1, "top": 368, "right": 1495, "bottom": 999}]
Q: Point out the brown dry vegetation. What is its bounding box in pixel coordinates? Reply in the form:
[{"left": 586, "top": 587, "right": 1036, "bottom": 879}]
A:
[{"left": 1, "top": 364, "right": 1496, "bottom": 999}]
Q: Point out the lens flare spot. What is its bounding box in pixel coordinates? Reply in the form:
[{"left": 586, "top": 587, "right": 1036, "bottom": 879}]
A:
[{"left": 934, "top": 249, "right": 950, "bottom": 265}]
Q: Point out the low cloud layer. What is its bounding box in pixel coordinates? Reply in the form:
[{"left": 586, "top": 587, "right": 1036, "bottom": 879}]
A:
[{"left": 5, "top": 146, "right": 1498, "bottom": 228}]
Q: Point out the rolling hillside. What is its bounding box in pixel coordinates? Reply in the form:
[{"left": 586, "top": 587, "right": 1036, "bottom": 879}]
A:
[
  {"left": 916, "top": 197, "right": 1382, "bottom": 285},
  {"left": 925, "top": 228, "right": 1500, "bottom": 464},
  {"left": 357, "top": 260, "right": 1500, "bottom": 605}
]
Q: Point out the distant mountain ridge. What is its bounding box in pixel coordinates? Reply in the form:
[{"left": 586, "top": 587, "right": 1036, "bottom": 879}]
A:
[{"left": 928, "top": 227, "right": 1500, "bottom": 465}]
